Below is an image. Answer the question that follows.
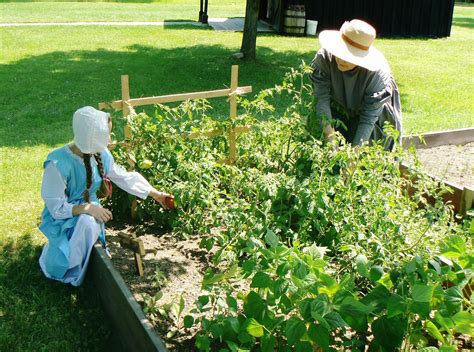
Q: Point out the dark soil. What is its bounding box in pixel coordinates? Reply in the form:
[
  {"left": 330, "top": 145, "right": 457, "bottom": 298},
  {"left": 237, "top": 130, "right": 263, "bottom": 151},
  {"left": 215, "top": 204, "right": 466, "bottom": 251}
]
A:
[{"left": 106, "top": 223, "right": 211, "bottom": 351}]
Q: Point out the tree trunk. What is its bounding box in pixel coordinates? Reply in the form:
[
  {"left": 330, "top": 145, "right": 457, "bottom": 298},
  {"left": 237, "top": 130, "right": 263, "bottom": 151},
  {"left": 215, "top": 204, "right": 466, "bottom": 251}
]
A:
[{"left": 240, "top": 0, "right": 261, "bottom": 60}]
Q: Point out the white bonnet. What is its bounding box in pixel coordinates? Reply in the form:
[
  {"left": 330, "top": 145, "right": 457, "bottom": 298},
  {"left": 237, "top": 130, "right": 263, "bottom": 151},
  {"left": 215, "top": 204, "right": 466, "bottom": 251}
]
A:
[{"left": 73, "top": 106, "right": 110, "bottom": 154}]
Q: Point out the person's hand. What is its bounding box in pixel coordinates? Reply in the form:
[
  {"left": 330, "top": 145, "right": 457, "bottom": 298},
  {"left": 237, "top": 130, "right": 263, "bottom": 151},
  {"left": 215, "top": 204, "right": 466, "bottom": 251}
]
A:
[
  {"left": 323, "top": 124, "right": 336, "bottom": 142},
  {"left": 85, "top": 203, "right": 113, "bottom": 223},
  {"left": 149, "top": 188, "right": 175, "bottom": 209}
]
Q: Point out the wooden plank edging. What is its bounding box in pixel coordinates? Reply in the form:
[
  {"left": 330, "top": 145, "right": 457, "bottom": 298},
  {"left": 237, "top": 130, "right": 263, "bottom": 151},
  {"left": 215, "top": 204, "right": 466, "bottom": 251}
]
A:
[
  {"left": 89, "top": 244, "right": 167, "bottom": 352},
  {"left": 399, "top": 163, "right": 473, "bottom": 215},
  {"left": 402, "top": 127, "right": 474, "bottom": 149}
]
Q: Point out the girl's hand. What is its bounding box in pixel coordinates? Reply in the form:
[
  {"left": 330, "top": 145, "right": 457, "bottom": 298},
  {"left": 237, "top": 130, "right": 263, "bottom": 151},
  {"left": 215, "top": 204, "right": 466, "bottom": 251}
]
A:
[
  {"left": 73, "top": 203, "right": 113, "bottom": 223},
  {"left": 149, "top": 189, "right": 175, "bottom": 209},
  {"left": 87, "top": 204, "right": 113, "bottom": 223}
]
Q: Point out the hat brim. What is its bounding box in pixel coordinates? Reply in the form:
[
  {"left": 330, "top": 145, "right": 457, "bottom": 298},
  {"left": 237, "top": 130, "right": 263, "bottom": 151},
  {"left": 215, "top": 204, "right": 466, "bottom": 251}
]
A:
[{"left": 319, "top": 30, "right": 386, "bottom": 71}]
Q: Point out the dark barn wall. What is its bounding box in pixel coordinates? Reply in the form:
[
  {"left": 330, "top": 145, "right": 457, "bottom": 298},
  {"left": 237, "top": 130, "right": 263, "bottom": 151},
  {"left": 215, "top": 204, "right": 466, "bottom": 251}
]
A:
[{"left": 304, "top": 0, "right": 455, "bottom": 37}]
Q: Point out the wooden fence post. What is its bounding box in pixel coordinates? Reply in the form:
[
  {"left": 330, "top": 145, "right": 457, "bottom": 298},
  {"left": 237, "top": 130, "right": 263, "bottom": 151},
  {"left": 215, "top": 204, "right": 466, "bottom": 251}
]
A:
[
  {"left": 228, "top": 65, "right": 238, "bottom": 163},
  {"left": 121, "top": 75, "right": 138, "bottom": 219}
]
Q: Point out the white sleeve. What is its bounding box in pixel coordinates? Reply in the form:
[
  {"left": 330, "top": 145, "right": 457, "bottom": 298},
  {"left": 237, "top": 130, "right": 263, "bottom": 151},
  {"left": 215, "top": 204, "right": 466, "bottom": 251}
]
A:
[
  {"left": 107, "top": 159, "right": 153, "bottom": 200},
  {"left": 41, "top": 162, "right": 74, "bottom": 219}
]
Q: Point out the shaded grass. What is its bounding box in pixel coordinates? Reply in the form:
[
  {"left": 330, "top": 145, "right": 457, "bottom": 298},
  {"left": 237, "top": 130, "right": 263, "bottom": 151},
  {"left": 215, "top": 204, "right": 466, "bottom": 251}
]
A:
[
  {"left": 0, "top": 233, "right": 112, "bottom": 351},
  {"left": 0, "top": 3, "right": 473, "bottom": 351}
]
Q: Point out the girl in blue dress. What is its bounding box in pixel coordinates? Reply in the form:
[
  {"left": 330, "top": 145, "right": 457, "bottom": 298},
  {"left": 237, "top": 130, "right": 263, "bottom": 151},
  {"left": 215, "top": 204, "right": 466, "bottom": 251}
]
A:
[{"left": 39, "top": 106, "right": 173, "bottom": 286}]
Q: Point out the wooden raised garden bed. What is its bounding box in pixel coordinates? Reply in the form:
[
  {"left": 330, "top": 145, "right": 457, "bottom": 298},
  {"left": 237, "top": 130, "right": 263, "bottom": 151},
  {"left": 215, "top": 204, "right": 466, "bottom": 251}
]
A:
[
  {"left": 88, "top": 68, "right": 473, "bottom": 350},
  {"left": 88, "top": 127, "right": 473, "bottom": 351}
]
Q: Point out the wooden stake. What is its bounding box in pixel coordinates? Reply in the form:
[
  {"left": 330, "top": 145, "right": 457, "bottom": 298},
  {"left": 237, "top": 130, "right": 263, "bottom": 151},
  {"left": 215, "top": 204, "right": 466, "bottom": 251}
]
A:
[
  {"left": 117, "top": 232, "right": 145, "bottom": 277},
  {"left": 121, "top": 75, "right": 131, "bottom": 117},
  {"left": 121, "top": 75, "right": 138, "bottom": 219},
  {"left": 229, "top": 65, "right": 239, "bottom": 163}
]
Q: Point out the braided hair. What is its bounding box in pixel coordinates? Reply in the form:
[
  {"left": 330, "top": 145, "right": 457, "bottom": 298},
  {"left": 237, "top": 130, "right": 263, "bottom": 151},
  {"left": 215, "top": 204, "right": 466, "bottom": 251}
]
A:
[
  {"left": 95, "top": 153, "right": 110, "bottom": 198},
  {"left": 82, "top": 152, "right": 109, "bottom": 202},
  {"left": 83, "top": 154, "right": 93, "bottom": 202}
]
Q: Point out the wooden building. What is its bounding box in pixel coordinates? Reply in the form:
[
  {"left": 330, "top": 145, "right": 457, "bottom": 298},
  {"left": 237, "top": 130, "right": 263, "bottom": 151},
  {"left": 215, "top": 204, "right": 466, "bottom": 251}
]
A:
[{"left": 259, "top": 0, "right": 456, "bottom": 37}]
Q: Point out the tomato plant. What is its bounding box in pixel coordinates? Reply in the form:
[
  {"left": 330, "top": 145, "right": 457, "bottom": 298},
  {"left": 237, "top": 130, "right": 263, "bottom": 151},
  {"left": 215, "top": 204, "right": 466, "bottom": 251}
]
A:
[{"left": 110, "top": 65, "right": 473, "bottom": 351}]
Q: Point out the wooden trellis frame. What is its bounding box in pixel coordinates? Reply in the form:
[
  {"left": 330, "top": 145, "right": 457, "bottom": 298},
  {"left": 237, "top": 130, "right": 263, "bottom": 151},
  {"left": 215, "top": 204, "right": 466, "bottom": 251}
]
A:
[
  {"left": 99, "top": 65, "right": 252, "bottom": 164},
  {"left": 98, "top": 65, "right": 252, "bottom": 218}
]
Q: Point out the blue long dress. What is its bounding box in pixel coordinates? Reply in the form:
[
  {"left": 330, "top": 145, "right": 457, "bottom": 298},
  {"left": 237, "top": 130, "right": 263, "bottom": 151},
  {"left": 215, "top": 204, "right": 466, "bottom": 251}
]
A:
[{"left": 38, "top": 145, "right": 111, "bottom": 286}]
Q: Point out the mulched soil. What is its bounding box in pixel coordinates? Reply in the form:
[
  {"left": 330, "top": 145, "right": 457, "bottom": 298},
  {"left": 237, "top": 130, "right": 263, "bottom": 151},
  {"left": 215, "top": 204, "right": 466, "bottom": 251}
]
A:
[{"left": 414, "top": 142, "right": 474, "bottom": 189}]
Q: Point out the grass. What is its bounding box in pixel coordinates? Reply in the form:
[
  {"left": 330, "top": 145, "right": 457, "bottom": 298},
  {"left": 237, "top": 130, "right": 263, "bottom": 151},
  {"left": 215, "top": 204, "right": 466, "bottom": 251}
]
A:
[
  {"left": 0, "top": 2, "right": 473, "bottom": 351},
  {"left": 0, "top": 0, "right": 246, "bottom": 23}
]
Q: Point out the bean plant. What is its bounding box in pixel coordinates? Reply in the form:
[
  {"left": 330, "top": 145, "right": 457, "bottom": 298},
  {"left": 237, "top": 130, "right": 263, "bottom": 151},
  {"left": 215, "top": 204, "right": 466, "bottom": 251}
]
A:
[{"left": 109, "top": 65, "right": 473, "bottom": 351}]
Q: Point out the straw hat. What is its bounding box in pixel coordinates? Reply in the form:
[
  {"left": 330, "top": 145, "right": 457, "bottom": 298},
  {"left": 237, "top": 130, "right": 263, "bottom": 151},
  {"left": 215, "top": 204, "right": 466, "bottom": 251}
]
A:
[
  {"left": 319, "top": 19, "right": 387, "bottom": 71},
  {"left": 73, "top": 106, "right": 110, "bottom": 154}
]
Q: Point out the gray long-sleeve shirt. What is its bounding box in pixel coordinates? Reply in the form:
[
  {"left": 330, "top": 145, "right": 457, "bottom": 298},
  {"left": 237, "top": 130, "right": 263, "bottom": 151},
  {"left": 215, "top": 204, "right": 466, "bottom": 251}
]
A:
[{"left": 310, "top": 48, "right": 402, "bottom": 145}]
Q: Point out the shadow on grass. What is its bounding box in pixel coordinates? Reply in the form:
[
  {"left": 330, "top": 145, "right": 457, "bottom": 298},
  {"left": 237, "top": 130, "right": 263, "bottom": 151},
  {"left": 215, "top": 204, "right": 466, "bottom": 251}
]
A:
[
  {"left": 452, "top": 16, "right": 474, "bottom": 29},
  {"left": 0, "top": 43, "right": 315, "bottom": 148},
  {"left": 0, "top": 233, "right": 114, "bottom": 351}
]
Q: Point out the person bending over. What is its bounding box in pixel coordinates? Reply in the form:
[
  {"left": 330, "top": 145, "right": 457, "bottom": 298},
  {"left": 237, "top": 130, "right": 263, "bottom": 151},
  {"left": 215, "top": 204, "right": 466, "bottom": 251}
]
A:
[{"left": 310, "top": 19, "right": 402, "bottom": 150}]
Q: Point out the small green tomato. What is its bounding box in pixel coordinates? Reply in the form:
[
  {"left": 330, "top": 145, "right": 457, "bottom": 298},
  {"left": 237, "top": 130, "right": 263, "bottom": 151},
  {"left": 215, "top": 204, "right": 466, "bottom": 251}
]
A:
[{"left": 139, "top": 159, "right": 153, "bottom": 169}]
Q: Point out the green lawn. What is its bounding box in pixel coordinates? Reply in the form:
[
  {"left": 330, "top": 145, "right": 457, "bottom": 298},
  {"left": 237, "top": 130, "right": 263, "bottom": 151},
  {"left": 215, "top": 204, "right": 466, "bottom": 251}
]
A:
[
  {"left": 0, "top": 2, "right": 473, "bottom": 351},
  {"left": 0, "top": 0, "right": 246, "bottom": 23}
]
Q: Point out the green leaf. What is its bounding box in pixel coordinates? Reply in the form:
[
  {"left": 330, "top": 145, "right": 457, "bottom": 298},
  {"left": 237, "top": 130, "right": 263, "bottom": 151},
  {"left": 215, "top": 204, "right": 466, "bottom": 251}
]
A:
[
  {"left": 195, "top": 334, "right": 211, "bottom": 351},
  {"left": 226, "top": 340, "right": 239, "bottom": 352},
  {"left": 412, "top": 284, "right": 435, "bottom": 303},
  {"left": 440, "top": 235, "right": 466, "bottom": 258},
  {"left": 307, "top": 323, "right": 330, "bottom": 351},
  {"left": 265, "top": 229, "right": 279, "bottom": 248},
  {"left": 425, "top": 321, "right": 445, "bottom": 344},
  {"left": 285, "top": 317, "right": 306, "bottom": 345},
  {"left": 242, "top": 259, "right": 256, "bottom": 276},
  {"left": 310, "top": 311, "right": 330, "bottom": 330},
  {"left": 244, "top": 318, "right": 264, "bottom": 337},
  {"left": 225, "top": 317, "right": 240, "bottom": 334},
  {"left": 295, "top": 341, "right": 313, "bottom": 352},
  {"left": 355, "top": 254, "right": 369, "bottom": 278},
  {"left": 338, "top": 297, "right": 371, "bottom": 332},
  {"left": 198, "top": 295, "right": 210, "bottom": 308},
  {"left": 251, "top": 272, "right": 272, "bottom": 289},
  {"left": 260, "top": 334, "right": 276, "bottom": 352},
  {"left": 452, "top": 311, "right": 474, "bottom": 335},
  {"left": 445, "top": 286, "right": 463, "bottom": 314},
  {"left": 409, "top": 301, "right": 430, "bottom": 318},
  {"left": 302, "top": 243, "right": 328, "bottom": 259},
  {"left": 183, "top": 315, "right": 194, "bottom": 328},
  {"left": 294, "top": 261, "right": 308, "bottom": 279},
  {"left": 434, "top": 311, "right": 454, "bottom": 331},
  {"left": 202, "top": 271, "right": 225, "bottom": 286},
  {"left": 371, "top": 315, "right": 408, "bottom": 351},
  {"left": 340, "top": 296, "right": 373, "bottom": 315},
  {"left": 325, "top": 311, "right": 348, "bottom": 329},
  {"left": 369, "top": 265, "right": 384, "bottom": 282},
  {"left": 244, "top": 291, "right": 265, "bottom": 320},
  {"left": 226, "top": 295, "right": 238, "bottom": 312},
  {"left": 404, "top": 259, "right": 417, "bottom": 274},
  {"left": 361, "top": 284, "right": 391, "bottom": 311},
  {"left": 418, "top": 348, "right": 439, "bottom": 352},
  {"left": 318, "top": 272, "right": 340, "bottom": 297},
  {"left": 210, "top": 323, "right": 224, "bottom": 338},
  {"left": 311, "top": 295, "right": 330, "bottom": 317},
  {"left": 298, "top": 298, "right": 312, "bottom": 320},
  {"left": 276, "top": 262, "right": 291, "bottom": 276},
  {"left": 387, "top": 294, "right": 407, "bottom": 318}
]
